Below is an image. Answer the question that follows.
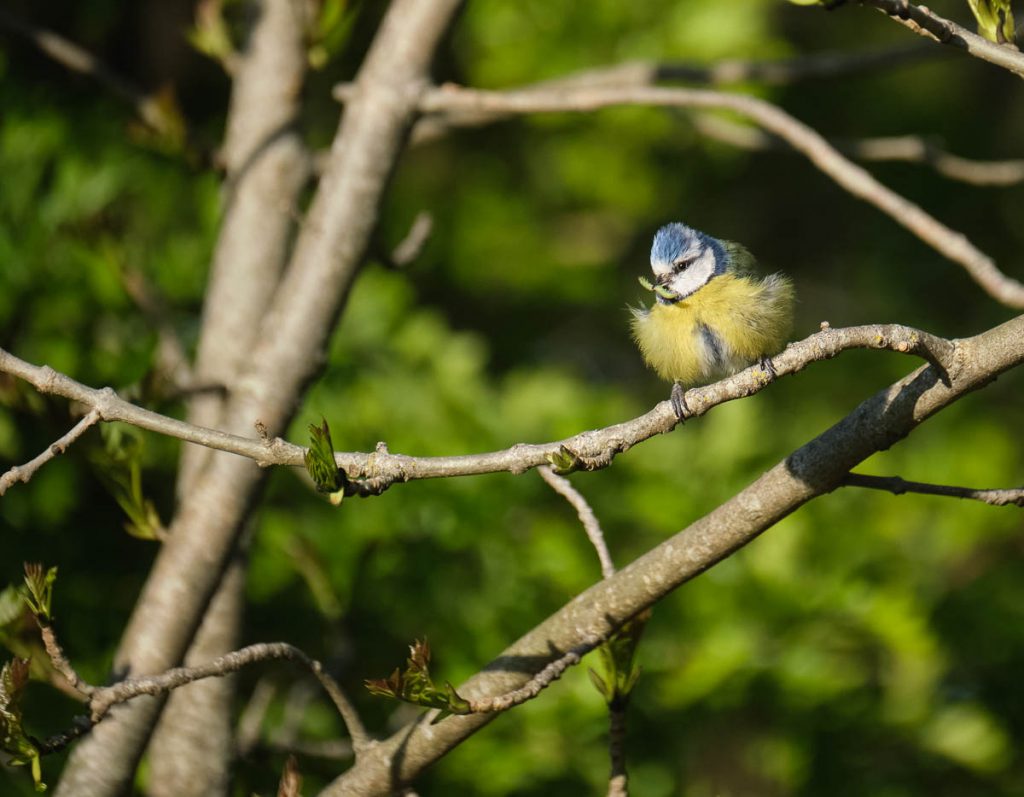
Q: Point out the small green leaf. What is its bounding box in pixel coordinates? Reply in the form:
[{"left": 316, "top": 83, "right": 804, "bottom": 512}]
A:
[
  {"left": 967, "top": 0, "right": 1016, "bottom": 43},
  {"left": 545, "top": 445, "right": 581, "bottom": 475},
  {"left": 304, "top": 419, "right": 349, "bottom": 504},
  {"left": 590, "top": 610, "right": 651, "bottom": 707},
  {"left": 22, "top": 565, "right": 56, "bottom": 624},
  {"left": 0, "top": 658, "right": 46, "bottom": 791},
  {"left": 364, "top": 639, "right": 472, "bottom": 722}
]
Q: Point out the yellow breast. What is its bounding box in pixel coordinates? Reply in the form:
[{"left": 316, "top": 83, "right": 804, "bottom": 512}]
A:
[{"left": 631, "top": 273, "right": 794, "bottom": 385}]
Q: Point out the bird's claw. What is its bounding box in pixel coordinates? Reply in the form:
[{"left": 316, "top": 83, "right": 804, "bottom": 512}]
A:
[
  {"left": 670, "top": 382, "right": 689, "bottom": 423},
  {"left": 759, "top": 355, "right": 777, "bottom": 382}
]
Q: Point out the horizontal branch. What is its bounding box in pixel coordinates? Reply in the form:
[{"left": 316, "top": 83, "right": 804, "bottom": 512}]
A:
[
  {"left": 320, "top": 315, "right": 1024, "bottom": 796},
  {"left": 857, "top": 0, "right": 1024, "bottom": 78},
  {"left": 844, "top": 472, "right": 1024, "bottom": 506},
  {"left": 0, "top": 324, "right": 954, "bottom": 491},
  {"left": 392, "top": 83, "right": 1024, "bottom": 309}
]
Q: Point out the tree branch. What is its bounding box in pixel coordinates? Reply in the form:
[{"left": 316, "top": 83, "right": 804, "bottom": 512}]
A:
[
  {"left": 0, "top": 409, "right": 100, "bottom": 496},
  {"left": 692, "top": 115, "right": 1024, "bottom": 187},
  {"left": 320, "top": 313, "right": 1024, "bottom": 796},
  {"left": 381, "top": 82, "right": 1024, "bottom": 309},
  {"left": 856, "top": 0, "right": 1024, "bottom": 78},
  {"left": 0, "top": 323, "right": 955, "bottom": 487},
  {"left": 54, "top": 2, "right": 465, "bottom": 794},
  {"left": 843, "top": 472, "right": 1024, "bottom": 506},
  {"left": 0, "top": 8, "right": 182, "bottom": 136},
  {"left": 539, "top": 467, "right": 616, "bottom": 579}
]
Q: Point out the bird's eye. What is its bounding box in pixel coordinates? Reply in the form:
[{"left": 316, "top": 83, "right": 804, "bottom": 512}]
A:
[{"left": 672, "top": 256, "right": 694, "bottom": 272}]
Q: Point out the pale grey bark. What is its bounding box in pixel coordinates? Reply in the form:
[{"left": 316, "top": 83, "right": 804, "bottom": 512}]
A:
[
  {"left": 150, "top": 0, "right": 309, "bottom": 792},
  {"left": 146, "top": 554, "right": 246, "bottom": 797},
  {"left": 320, "top": 315, "right": 1024, "bottom": 795},
  {"left": 54, "top": 1, "right": 465, "bottom": 794}
]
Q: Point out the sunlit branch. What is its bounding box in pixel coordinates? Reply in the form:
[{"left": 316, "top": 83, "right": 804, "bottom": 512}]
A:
[
  {"left": 855, "top": 0, "right": 1024, "bottom": 78},
  {"left": 843, "top": 472, "right": 1024, "bottom": 506},
  {"left": 0, "top": 409, "right": 101, "bottom": 496},
  {"left": 0, "top": 323, "right": 954, "bottom": 490},
  {"left": 692, "top": 115, "right": 1024, "bottom": 187},
  {"left": 539, "top": 467, "right": 616, "bottom": 579},
  {"left": 320, "top": 315, "right": 1024, "bottom": 797},
  {"left": 389, "top": 83, "right": 1024, "bottom": 309}
]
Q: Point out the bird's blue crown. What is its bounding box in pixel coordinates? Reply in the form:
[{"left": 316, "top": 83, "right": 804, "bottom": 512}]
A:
[{"left": 650, "top": 222, "right": 724, "bottom": 272}]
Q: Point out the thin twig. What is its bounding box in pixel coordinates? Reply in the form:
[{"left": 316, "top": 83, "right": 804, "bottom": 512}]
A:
[
  {"left": 607, "top": 704, "right": 628, "bottom": 797},
  {"left": 0, "top": 323, "right": 955, "bottom": 489},
  {"left": 235, "top": 678, "right": 277, "bottom": 758},
  {"left": 843, "top": 472, "right": 1024, "bottom": 506},
  {"left": 0, "top": 9, "right": 179, "bottom": 134},
  {"left": 85, "top": 642, "right": 370, "bottom": 754},
  {"left": 38, "top": 625, "right": 95, "bottom": 700},
  {"left": 464, "top": 640, "right": 600, "bottom": 714},
  {"left": 389, "top": 211, "right": 435, "bottom": 268},
  {"left": 0, "top": 409, "right": 101, "bottom": 496},
  {"left": 119, "top": 266, "right": 198, "bottom": 396},
  {"left": 399, "top": 83, "right": 1024, "bottom": 309},
  {"left": 692, "top": 115, "right": 1024, "bottom": 187},
  {"left": 538, "top": 467, "right": 616, "bottom": 579},
  {"left": 337, "top": 44, "right": 940, "bottom": 145},
  {"left": 855, "top": 0, "right": 1024, "bottom": 78}
]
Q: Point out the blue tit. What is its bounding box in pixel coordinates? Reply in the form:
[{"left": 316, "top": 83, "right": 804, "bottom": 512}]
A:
[{"left": 630, "top": 222, "right": 795, "bottom": 419}]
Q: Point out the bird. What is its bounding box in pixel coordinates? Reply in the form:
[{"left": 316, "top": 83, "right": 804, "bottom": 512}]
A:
[{"left": 630, "top": 222, "right": 795, "bottom": 420}]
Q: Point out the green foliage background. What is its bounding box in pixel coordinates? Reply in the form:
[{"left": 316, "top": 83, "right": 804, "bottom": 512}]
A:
[{"left": 1, "top": 0, "right": 1023, "bottom": 794}]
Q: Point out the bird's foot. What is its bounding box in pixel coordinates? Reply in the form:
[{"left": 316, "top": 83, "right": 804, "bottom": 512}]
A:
[
  {"left": 670, "top": 382, "right": 690, "bottom": 423},
  {"left": 759, "top": 355, "right": 777, "bottom": 383}
]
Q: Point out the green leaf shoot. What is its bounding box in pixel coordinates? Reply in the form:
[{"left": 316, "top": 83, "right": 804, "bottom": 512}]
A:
[
  {"left": 365, "top": 639, "right": 472, "bottom": 723},
  {"left": 304, "top": 419, "right": 348, "bottom": 505},
  {"left": 22, "top": 565, "right": 57, "bottom": 625},
  {"left": 0, "top": 658, "right": 46, "bottom": 791}
]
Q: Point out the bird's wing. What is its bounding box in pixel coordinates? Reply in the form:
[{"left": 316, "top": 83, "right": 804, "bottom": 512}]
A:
[{"left": 721, "top": 240, "right": 759, "bottom": 276}]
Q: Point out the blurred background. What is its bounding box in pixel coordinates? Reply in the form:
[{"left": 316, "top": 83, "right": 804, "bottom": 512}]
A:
[{"left": 1, "top": 0, "right": 1023, "bottom": 794}]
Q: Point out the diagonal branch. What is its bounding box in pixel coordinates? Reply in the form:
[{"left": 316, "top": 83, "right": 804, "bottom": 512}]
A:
[
  {"left": 855, "top": 0, "right": 1024, "bottom": 78},
  {"left": 0, "top": 323, "right": 956, "bottom": 487},
  {"left": 387, "top": 83, "right": 1024, "bottom": 309},
  {"left": 0, "top": 8, "right": 182, "bottom": 136},
  {"left": 0, "top": 409, "right": 100, "bottom": 496},
  {"left": 691, "top": 115, "right": 1024, "bottom": 187},
  {"left": 319, "top": 315, "right": 1024, "bottom": 797},
  {"left": 843, "top": 472, "right": 1024, "bottom": 506}
]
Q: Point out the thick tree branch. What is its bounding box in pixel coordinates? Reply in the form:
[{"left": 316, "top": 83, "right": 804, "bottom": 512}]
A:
[
  {"left": 0, "top": 409, "right": 100, "bottom": 496},
  {"left": 320, "top": 313, "right": 1024, "bottom": 796},
  {"left": 148, "top": 0, "right": 312, "bottom": 792},
  {"left": 54, "top": 2, "right": 464, "bottom": 795},
  {"left": 855, "top": 0, "right": 1024, "bottom": 77},
  {"left": 843, "top": 472, "right": 1024, "bottom": 506},
  {"left": 0, "top": 323, "right": 955, "bottom": 486}
]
